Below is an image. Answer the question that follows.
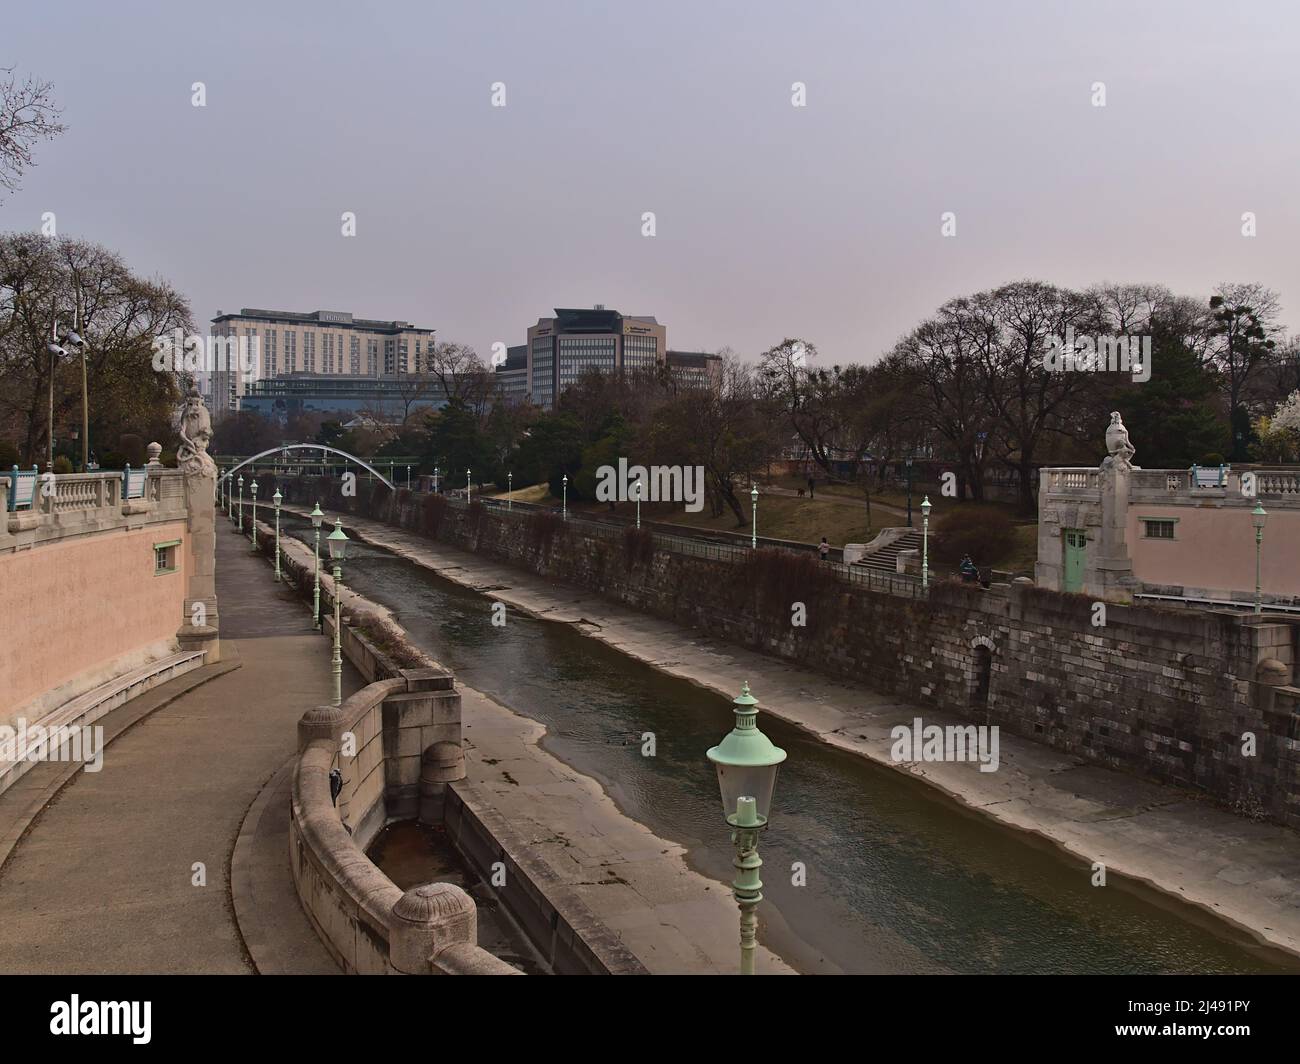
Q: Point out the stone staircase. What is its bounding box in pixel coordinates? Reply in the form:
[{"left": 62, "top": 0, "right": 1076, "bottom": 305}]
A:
[{"left": 853, "top": 529, "right": 923, "bottom": 574}]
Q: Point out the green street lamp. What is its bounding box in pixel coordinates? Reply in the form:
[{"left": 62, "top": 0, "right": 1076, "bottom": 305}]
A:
[
  {"left": 1252, "top": 503, "right": 1268, "bottom": 614},
  {"left": 327, "top": 518, "right": 350, "bottom": 707},
  {"left": 273, "top": 488, "right": 283, "bottom": 581},
  {"left": 508, "top": 471, "right": 513, "bottom": 510},
  {"left": 562, "top": 473, "right": 568, "bottom": 520},
  {"left": 921, "top": 496, "right": 932, "bottom": 589},
  {"left": 707, "top": 682, "right": 786, "bottom": 976},
  {"left": 406, "top": 464, "right": 411, "bottom": 491},
  {"left": 635, "top": 474, "right": 643, "bottom": 529},
  {"left": 249, "top": 478, "right": 259, "bottom": 550},
  {"left": 467, "top": 468, "right": 472, "bottom": 502},
  {"left": 433, "top": 465, "right": 440, "bottom": 494},
  {"left": 237, "top": 475, "right": 244, "bottom": 533},
  {"left": 310, "top": 502, "right": 325, "bottom": 629},
  {"left": 750, "top": 484, "right": 759, "bottom": 548}
]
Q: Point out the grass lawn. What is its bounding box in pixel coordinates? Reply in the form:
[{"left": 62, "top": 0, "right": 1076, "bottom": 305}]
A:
[
  {"left": 491, "top": 481, "right": 1040, "bottom": 573},
  {"left": 559, "top": 493, "right": 881, "bottom": 546}
]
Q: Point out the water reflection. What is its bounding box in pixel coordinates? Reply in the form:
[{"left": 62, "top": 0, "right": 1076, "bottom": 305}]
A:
[{"left": 283, "top": 516, "right": 1298, "bottom": 974}]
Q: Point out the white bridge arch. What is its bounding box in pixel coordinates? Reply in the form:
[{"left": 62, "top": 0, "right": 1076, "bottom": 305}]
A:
[{"left": 217, "top": 444, "right": 396, "bottom": 490}]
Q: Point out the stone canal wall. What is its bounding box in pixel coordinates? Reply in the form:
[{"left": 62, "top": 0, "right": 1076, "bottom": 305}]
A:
[
  {"left": 282, "top": 479, "right": 1300, "bottom": 829},
  {"left": 260, "top": 514, "right": 647, "bottom": 973}
]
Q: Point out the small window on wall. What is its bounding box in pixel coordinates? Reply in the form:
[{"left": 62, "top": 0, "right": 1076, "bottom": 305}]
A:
[
  {"left": 1142, "top": 519, "right": 1176, "bottom": 540},
  {"left": 154, "top": 539, "right": 180, "bottom": 575}
]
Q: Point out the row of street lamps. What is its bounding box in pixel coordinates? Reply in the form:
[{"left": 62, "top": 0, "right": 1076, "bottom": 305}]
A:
[{"left": 220, "top": 475, "right": 783, "bottom": 973}]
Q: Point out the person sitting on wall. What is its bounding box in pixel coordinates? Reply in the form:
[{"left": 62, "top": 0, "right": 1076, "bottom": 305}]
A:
[{"left": 959, "top": 555, "right": 980, "bottom": 583}]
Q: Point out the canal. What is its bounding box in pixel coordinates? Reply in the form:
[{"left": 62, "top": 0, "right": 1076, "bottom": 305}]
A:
[{"left": 284, "top": 515, "right": 1298, "bottom": 974}]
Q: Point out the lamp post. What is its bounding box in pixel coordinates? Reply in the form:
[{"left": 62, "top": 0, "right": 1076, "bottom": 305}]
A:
[
  {"left": 562, "top": 474, "right": 568, "bottom": 520},
  {"left": 467, "top": 469, "right": 471, "bottom": 502},
  {"left": 273, "top": 489, "right": 283, "bottom": 581},
  {"left": 921, "top": 496, "right": 931, "bottom": 589},
  {"left": 750, "top": 484, "right": 759, "bottom": 548},
  {"left": 306, "top": 502, "right": 322, "bottom": 626},
  {"left": 249, "top": 479, "right": 259, "bottom": 550},
  {"left": 635, "top": 475, "right": 643, "bottom": 529},
  {"left": 237, "top": 475, "right": 244, "bottom": 533},
  {"left": 508, "top": 471, "right": 513, "bottom": 510},
  {"left": 1253, "top": 503, "right": 1268, "bottom": 614},
  {"left": 905, "top": 457, "right": 913, "bottom": 528},
  {"left": 433, "top": 465, "right": 440, "bottom": 494},
  {"left": 406, "top": 465, "right": 411, "bottom": 491},
  {"left": 706, "top": 682, "right": 786, "bottom": 976},
  {"left": 327, "top": 518, "right": 350, "bottom": 707}
]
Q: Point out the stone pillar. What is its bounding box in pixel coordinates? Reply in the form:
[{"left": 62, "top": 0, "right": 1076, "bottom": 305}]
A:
[
  {"left": 1087, "top": 459, "right": 1138, "bottom": 601},
  {"left": 418, "top": 740, "right": 465, "bottom": 824},
  {"left": 1086, "top": 413, "right": 1140, "bottom": 603},
  {"left": 175, "top": 388, "right": 221, "bottom": 663},
  {"left": 387, "top": 882, "right": 477, "bottom": 975}
]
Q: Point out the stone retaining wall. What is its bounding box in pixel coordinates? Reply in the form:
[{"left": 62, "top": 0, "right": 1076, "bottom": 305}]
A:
[
  {"left": 258, "top": 515, "right": 647, "bottom": 972},
  {"left": 283, "top": 479, "right": 1300, "bottom": 829}
]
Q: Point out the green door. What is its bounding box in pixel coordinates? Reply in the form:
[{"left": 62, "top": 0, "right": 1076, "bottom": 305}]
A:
[{"left": 1063, "top": 530, "right": 1086, "bottom": 593}]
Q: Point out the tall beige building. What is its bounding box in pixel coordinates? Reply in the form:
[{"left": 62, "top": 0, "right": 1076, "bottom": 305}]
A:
[
  {"left": 526, "top": 306, "right": 666, "bottom": 410},
  {"left": 208, "top": 308, "right": 435, "bottom": 420}
]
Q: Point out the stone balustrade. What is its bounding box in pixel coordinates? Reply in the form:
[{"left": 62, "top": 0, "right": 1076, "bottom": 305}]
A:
[
  {"left": 290, "top": 675, "right": 521, "bottom": 976},
  {"left": 0, "top": 467, "right": 187, "bottom": 553},
  {"left": 1042, "top": 465, "right": 1300, "bottom": 508}
]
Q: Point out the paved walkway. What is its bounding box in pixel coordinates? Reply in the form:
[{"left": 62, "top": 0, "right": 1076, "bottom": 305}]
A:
[
  {"left": 304, "top": 506, "right": 1300, "bottom": 962},
  {"left": 0, "top": 518, "right": 357, "bottom": 973}
]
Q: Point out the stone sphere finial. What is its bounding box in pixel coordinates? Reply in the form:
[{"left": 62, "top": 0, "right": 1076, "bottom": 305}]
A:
[{"left": 146, "top": 442, "right": 162, "bottom": 466}]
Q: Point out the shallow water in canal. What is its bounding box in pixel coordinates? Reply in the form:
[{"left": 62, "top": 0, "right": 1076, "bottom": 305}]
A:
[{"left": 284, "top": 516, "right": 1298, "bottom": 974}]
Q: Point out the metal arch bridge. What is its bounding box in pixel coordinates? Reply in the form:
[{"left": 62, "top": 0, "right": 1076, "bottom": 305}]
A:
[{"left": 216, "top": 444, "right": 396, "bottom": 490}]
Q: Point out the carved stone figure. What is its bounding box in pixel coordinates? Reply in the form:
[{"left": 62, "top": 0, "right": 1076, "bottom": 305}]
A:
[
  {"left": 1102, "top": 411, "right": 1135, "bottom": 468},
  {"left": 177, "top": 385, "right": 217, "bottom": 478}
]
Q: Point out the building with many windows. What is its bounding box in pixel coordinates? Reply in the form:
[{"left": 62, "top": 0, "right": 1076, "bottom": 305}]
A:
[
  {"left": 493, "top": 345, "right": 529, "bottom": 406},
  {"left": 207, "top": 308, "right": 435, "bottom": 421},
  {"left": 525, "top": 306, "right": 666, "bottom": 409},
  {"left": 666, "top": 350, "right": 723, "bottom": 391},
  {"left": 238, "top": 373, "right": 457, "bottom": 423}
]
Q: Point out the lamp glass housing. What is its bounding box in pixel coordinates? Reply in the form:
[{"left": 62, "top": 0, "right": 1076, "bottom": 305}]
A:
[
  {"left": 310, "top": 503, "right": 324, "bottom": 529},
  {"left": 327, "top": 520, "right": 349, "bottom": 561},
  {"left": 707, "top": 683, "right": 786, "bottom": 823},
  {"left": 1252, "top": 503, "right": 1267, "bottom": 531},
  {"left": 713, "top": 761, "right": 780, "bottom": 823}
]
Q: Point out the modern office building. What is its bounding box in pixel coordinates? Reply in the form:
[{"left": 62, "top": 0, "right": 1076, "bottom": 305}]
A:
[
  {"left": 207, "top": 308, "right": 435, "bottom": 421},
  {"left": 525, "top": 306, "right": 666, "bottom": 409},
  {"left": 666, "top": 350, "right": 723, "bottom": 391},
  {"left": 493, "top": 345, "right": 529, "bottom": 406},
  {"left": 238, "top": 373, "right": 457, "bottom": 423}
]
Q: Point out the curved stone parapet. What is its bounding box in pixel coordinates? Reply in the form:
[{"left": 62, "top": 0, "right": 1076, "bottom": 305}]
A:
[{"left": 289, "top": 677, "right": 519, "bottom": 975}]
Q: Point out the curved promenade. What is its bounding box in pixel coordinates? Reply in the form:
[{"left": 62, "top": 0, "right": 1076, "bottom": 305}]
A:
[{"left": 0, "top": 527, "right": 355, "bottom": 973}]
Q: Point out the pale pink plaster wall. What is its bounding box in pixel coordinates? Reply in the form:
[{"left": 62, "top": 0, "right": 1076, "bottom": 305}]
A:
[
  {"left": 1128, "top": 505, "right": 1300, "bottom": 595},
  {"left": 0, "top": 521, "right": 188, "bottom": 717}
]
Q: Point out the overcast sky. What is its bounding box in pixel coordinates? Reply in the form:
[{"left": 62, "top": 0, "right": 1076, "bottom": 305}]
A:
[{"left": 5, "top": 0, "right": 1298, "bottom": 364}]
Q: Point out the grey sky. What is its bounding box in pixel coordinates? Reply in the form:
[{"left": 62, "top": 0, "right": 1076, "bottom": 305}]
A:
[{"left": 5, "top": 0, "right": 1298, "bottom": 364}]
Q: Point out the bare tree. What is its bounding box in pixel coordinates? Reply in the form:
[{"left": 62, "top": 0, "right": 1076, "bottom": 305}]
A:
[
  {"left": 0, "top": 234, "right": 191, "bottom": 465},
  {"left": 0, "top": 68, "right": 66, "bottom": 196},
  {"left": 1208, "top": 282, "right": 1280, "bottom": 415}
]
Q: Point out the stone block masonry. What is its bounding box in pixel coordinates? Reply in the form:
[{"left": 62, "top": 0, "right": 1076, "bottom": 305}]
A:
[{"left": 281, "top": 479, "right": 1300, "bottom": 830}]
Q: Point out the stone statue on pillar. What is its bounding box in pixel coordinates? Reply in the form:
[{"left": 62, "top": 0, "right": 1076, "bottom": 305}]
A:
[
  {"left": 1102, "top": 411, "right": 1137, "bottom": 469},
  {"left": 1089, "top": 412, "right": 1139, "bottom": 601},
  {"left": 177, "top": 385, "right": 217, "bottom": 478},
  {"left": 175, "top": 385, "right": 221, "bottom": 662}
]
